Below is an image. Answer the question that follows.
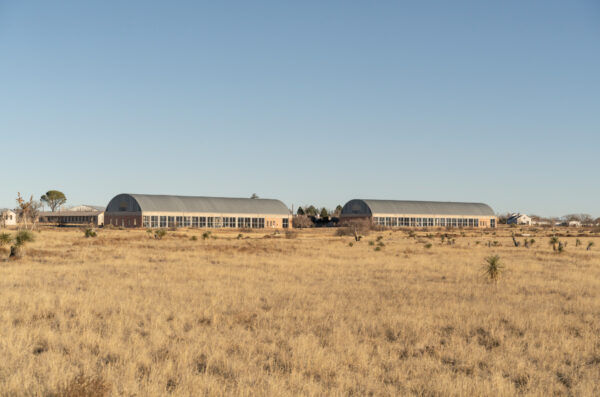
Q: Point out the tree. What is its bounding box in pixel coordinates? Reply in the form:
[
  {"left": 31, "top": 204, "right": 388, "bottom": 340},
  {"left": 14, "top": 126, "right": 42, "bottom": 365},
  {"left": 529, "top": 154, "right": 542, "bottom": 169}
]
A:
[
  {"left": 334, "top": 205, "right": 343, "bottom": 217},
  {"left": 250, "top": 193, "right": 259, "bottom": 199},
  {"left": 304, "top": 205, "right": 317, "bottom": 217},
  {"left": 16, "top": 193, "right": 42, "bottom": 230},
  {"left": 319, "top": 207, "right": 329, "bottom": 219},
  {"left": 296, "top": 207, "right": 305, "bottom": 216},
  {"left": 40, "top": 190, "right": 67, "bottom": 212}
]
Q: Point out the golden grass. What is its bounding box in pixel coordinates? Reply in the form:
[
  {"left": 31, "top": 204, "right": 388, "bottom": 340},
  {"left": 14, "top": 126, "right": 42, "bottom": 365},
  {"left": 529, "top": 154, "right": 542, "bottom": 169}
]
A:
[{"left": 0, "top": 226, "right": 599, "bottom": 396}]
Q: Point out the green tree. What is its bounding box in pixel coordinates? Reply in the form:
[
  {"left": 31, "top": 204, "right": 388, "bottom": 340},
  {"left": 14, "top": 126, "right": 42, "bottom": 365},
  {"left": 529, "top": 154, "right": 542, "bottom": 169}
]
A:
[
  {"left": 296, "top": 206, "right": 305, "bottom": 216},
  {"left": 250, "top": 193, "right": 259, "bottom": 199},
  {"left": 334, "top": 205, "right": 343, "bottom": 216},
  {"left": 40, "top": 190, "right": 67, "bottom": 212},
  {"left": 305, "top": 205, "right": 317, "bottom": 217},
  {"left": 319, "top": 207, "right": 329, "bottom": 219}
]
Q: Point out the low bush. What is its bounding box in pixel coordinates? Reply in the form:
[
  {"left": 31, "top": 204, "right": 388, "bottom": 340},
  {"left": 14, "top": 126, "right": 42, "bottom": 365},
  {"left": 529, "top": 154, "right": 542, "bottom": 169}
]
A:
[
  {"left": 84, "top": 228, "right": 97, "bottom": 238},
  {"left": 285, "top": 231, "right": 298, "bottom": 239},
  {"left": 154, "top": 229, "right": 167, "bottom": 240}
]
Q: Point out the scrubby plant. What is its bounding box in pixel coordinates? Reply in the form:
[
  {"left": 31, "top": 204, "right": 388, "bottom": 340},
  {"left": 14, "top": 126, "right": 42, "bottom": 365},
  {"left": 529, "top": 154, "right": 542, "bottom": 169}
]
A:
[
  {"left": 557, "top": 241, "right": 565, "bottom": 253},
  {"left": 484, "top": 255, "right": 503, "bottom": 282},
  {"left": 237, "top": 233, "right": 243, "bottom": 240},
  {"left": 576, "top": 239, "right": 582, "bottom": 247},
  {"left": 377, "top": 241, "right": 385, "bottom": 247},
  {"left": 424, "top": 243, "right": 432, "bottom": 249},
  {"left": 154, "top": 229, "right": 167, "bottom": 240},
  {"left": 84, "top": 228, "right": 97, "bottom": 238},
  {"left": 348, "top": 242, "right": 353, "bottom": 247},
  {"left": 202, "top": 231, "right": 211, "bottom": 240},
  {"left": 368, "top": 241, "right": 374, "bottom": 246},
  {"left": 374, "top": 246, "right": 381, "bottom": 251},
  {"left": 190, "top": 236, "right": 198, "bottom": 241},
  {"left": 587, "top": 242, "right": 595, "bottom": 251},
  {"left": 376, "top": 235, "right": 383, "bottom": 242},
  {"left": 549, "top": 236, "right": 559, "bottom": 252},
  {"left": 0, "top": 233, "right": 11, "bottom": 246},
  {"left": 9, "top": 230, "right": 35, "bottom": 259}
]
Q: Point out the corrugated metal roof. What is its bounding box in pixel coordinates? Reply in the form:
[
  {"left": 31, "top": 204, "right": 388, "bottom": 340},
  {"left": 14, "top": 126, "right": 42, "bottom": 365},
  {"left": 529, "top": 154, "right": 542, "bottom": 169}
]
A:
[
  {"left": 341, "top": 199, "right": 495, "bottom": 216},
  {"left": 106, "top": 193, "right": 290, "bottom": 215}
]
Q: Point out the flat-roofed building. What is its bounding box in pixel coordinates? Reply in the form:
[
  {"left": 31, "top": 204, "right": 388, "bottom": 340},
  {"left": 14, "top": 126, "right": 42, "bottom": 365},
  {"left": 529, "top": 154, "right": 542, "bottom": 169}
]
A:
[
  {"left": 104, "top": 193, "right": 292, "bottom": 229},
  {"left": 340, "top": 199, "right": 497, "bottom": 228},
  {"left": 39, "top": 205, "right": 105, "bottom": 226}
]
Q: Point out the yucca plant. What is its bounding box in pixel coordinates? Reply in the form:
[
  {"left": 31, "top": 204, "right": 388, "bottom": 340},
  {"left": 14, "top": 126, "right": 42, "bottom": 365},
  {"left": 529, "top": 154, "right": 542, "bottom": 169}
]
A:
[
  {"left": 549, "top": 236, "right": 559, "bottom": 252},
  {"left": 483, "top": 255, "right": 503, "bottom": 282},
  {"left": 0, "top": 233, "right": 11, "bottom": 246},
  {"left": 9, "top": 230, "right": 35, "bottom": 259},
  {"left": 587, "top": 242, "right": 595, "bottom": 251},
  {"left": 84, "top": 228, "right": 97, "bottom": 238}
]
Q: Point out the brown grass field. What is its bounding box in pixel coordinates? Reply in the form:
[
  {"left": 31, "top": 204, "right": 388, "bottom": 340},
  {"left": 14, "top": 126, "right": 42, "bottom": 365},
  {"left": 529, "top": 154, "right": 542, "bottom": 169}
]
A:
[{"left": 0, "top": 226, "right": 599, "bottom": 396}]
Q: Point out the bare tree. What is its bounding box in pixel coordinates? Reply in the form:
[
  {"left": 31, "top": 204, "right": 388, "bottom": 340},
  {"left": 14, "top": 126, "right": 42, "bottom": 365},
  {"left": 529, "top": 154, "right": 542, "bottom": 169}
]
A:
[{"left": 16, "top": 193, "right": 42, "bottom": 231}]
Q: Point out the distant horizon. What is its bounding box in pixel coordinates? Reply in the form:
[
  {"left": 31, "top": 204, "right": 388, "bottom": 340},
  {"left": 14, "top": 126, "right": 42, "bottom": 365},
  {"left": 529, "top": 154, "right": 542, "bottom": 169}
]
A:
[
  {"left": 1, "top": 1, "right": 598, "bottom": 218},
  {"left": 1, "top": 190, "right": 597, "bottom": 219}
]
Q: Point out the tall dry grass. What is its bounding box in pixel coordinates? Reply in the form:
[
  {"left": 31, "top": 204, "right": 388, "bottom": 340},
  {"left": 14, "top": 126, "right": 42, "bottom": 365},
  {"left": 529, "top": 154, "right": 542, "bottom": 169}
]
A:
[{"left": 0, "top": 227, "right": 599, "bottom": 396}]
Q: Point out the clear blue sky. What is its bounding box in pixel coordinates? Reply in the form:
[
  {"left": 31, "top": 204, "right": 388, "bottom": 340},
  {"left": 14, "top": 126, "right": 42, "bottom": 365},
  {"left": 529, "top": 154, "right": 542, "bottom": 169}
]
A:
[{"left": 1, "top": 1, "right": 598, "bottom": 217}]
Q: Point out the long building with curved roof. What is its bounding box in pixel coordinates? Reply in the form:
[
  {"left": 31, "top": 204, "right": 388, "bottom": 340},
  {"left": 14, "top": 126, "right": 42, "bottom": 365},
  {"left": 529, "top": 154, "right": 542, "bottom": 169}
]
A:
[
  {"left": 340, "top": 199, "right": 496, "bottom": 228},
  {"left": 105, "top": 193, "right": 291, "bottom": 229}
]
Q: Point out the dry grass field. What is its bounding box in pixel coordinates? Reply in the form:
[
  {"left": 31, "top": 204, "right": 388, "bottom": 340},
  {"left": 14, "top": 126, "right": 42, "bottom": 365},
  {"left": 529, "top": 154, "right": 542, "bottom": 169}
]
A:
[{"left": 0, "top": 226, "right": 599, "bottom": 396}]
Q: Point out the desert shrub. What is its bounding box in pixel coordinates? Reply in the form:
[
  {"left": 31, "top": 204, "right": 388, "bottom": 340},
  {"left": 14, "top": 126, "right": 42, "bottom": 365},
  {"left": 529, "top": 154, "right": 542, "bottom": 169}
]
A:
[
  {"left": 374, "top": 246, "right": 381, "bottom": 251},
  {"left": 484, "top": 255, "right": 503, "bottom": 282},
  {"left": 292, "top": 215, "right": 314, "bottom": 228},
  {"left": 55, "top": 373, "right": 110, "bottom": 397},
  {"left": 348, "top": 242, "right": 353, "bottom": 247},
  {"left": 368, "top": 241, "right": 374, "bottom": 246},
  {"left": 376, "top": 235, "right": 383, "bottom": 242},
  {"left": 154, "top": 229, "right": 167, "bottom": 240},
  {"left": 237, "top": 233, "right": 243, "bottom": 240},
  {"left": 424, "top": 243, "right": 432, "bottom": 249},
  {"left": 576, "top": 239, "right": 582, "bottom": 247},
  {"left": 191, "top": 236, "right": 198, "bottom": 241},
  {"left": 202, "top": 231, "right": 211, "bottom": 240},
  {"left": 377, "top": 241, "right": 385, "bottom": 247},
  {"left": 407, "top": 231, "right": 416, "bottom": 238},
  {"left": 549, "top": 236, "right": 559, "bottom": 252},
  {"left": 9, "top": 230, "right": 35, "bottom": 259},
  {"left": 339, "top": 219, "right": 370, "bottom": 241},
  {"left": 84, "top": 228, "right": 97, "bottom": 238},
  {"left": 587, "top": 242, "right": 595, "bottom": 251},
  {"left": 0, "top": 233, "right": 11, "bottom": 246},
  {"left": 285, "top": 231, "right": 298, "bottom": 239}
]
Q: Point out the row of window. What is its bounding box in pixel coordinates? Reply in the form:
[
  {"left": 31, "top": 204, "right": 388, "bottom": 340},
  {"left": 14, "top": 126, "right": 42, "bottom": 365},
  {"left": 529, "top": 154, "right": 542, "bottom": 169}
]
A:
[
  {"left": 142, "top": 216, "right": 289, "bottom": 229},
  {"left": 45, "top": 216, "right": 98, "bottom": 223},
  {"left": 373, "top": 217, "right": 496, "bottom": 228}
]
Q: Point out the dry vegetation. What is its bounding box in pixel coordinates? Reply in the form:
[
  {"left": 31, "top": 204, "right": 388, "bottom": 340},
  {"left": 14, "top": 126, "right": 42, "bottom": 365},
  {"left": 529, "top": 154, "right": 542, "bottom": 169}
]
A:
[{"left": 0, "top": 226, "right": 599, "bottom": 396}]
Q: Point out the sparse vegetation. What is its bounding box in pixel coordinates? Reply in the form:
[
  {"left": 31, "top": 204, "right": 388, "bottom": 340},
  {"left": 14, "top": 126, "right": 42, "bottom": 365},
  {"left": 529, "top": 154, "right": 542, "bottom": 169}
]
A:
[
  {"left": 483, "top": 255, "right": 503, "bottom": 282},
  {"left": 154, "top": 229, "right": 167, "bottom": 240},
  {"left": 84, "top": 228, "right": 97, "bottom": 238},
  {"left": 0, "top": 227, "right": 599, "bottom": 395}
]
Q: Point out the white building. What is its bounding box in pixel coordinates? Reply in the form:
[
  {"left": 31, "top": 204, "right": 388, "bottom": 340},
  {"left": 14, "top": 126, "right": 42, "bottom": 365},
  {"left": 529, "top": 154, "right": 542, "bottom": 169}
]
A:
[
  {"left": 507, "top": 213, "right": 532, "bottom": 226},
  {"left": 568, "top": 220, "right": 582, "bottom": 228},
  {"left": 0, "top": 209, "right": 17, "bottom": 227}
]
